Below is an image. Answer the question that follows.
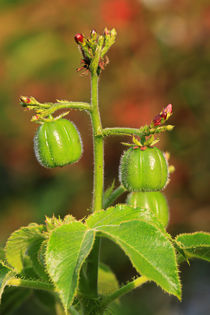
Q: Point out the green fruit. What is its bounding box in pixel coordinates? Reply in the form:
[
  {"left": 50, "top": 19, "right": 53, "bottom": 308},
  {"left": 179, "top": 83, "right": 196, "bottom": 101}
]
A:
[
  {"left": 127, "top": 191, "right": 169, "bottom": 227},
  {"left": 34, "top": 119, "right": 83, "bottom": 168},
  {"left": 119, "top": 147, "right": 168, "bottom": 192}
]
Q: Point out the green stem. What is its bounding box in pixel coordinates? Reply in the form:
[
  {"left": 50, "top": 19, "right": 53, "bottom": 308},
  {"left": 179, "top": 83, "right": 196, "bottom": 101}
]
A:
[
  {"left": 39, "top": 102, "right": 91, "bottom": 117},
  {"left": 103, "top": 127, "right": 144, "bottom": 137},
  {"left": 103, "top": 185, "right": 126, "bottom": 209},
  {"left": 103, "top": 126, "right": 173, "bottom": 138},
  {"left": 91, "top": 74, "right": 103, "bottom": 212},
  {"left": 84, "top": 73, "right": 104, "bottom": 299},
  {"left": 7, "top": 277, "right": 54, "bottom": 292},
  {"left": 102, "top": 276, "right": 148, "bottom": 307}
]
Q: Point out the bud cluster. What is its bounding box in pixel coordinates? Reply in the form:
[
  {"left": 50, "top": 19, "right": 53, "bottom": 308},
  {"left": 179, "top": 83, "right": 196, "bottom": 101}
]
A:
[
  {"left": 74, "top": 28, "right": 117, "bottom": 75},
  {"left": 152, "top": 104, "right": 173, "bottom": 127}
]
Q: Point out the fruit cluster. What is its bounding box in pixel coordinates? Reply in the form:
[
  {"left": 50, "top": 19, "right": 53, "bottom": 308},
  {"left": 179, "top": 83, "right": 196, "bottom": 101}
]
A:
[{"left": 119, "top": 146, "right": 169, "bottom": 227}]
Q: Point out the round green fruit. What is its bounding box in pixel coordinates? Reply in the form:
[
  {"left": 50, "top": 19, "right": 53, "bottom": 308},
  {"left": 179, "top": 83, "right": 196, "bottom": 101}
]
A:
[
  {"left": 126, "top": 191, "right": 169, "bottom": 227},
  {"left": 119, "top": 147, "right": 168, "bottom": 192},
  {"left": 34, "top": 119, "right": 83, "bottom": 168}
]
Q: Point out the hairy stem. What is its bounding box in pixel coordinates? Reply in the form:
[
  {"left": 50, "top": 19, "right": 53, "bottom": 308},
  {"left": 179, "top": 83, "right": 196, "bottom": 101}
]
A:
[
  {"left": 102, "top": 126, "right": 171, "bottom": 138},
  {"left": 90, "top": 73, "right": 103, "bottom": 212},
  {"left": 102, "top": 276, "right": 148, "bottom": 307},
  {"left": 103, "top": 127, "right": 144, "bottom": 137},
  {"left": 84, "top": 73, "right": 104, "bottom": 298},
  {"left": 38, "top": 102, "right": 91, "bottom": 117},
  {"left": 7, "top": 277, "right": 54, "bottom": 292}
]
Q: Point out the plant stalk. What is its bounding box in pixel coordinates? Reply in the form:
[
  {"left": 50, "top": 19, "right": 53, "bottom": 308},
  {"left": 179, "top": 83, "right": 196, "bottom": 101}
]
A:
[
  {"left": 83, "top": 73, "right": 104, "bottom": 299},
  {"left": 102, "top": 276, "right": 148, "bottom": 307},
  {"left": 7, "top": 277, "right": 54, "bottom": 292}
]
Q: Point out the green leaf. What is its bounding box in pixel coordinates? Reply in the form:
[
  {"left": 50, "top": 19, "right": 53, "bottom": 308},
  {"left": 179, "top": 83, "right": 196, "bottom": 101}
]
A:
[
  {"left": 0, "top": 262, "right": 14, "bottom": 301},
  {"left": 98, "top": 263, "right": 119, "bottom": 296},
  {"left": 87, "top": 208, "right": 181, "bottom": 299},
  {"left": 46, "top": 221, "right": 95, "bottom": 311},
  {"left": 176, "top": 232, "right": 210, "bottom": 262},
  {"left": 5, "top": 224, "right": 46, "bottom": 274},
  {"left": 103, "top": 180, "right": 115, "bottom": 207},
  {"left": 27, "top": 238, "right": 49, "bottom": 281},
  {"left": 86, "top": 204, "right": 164, "bottom": 231}
]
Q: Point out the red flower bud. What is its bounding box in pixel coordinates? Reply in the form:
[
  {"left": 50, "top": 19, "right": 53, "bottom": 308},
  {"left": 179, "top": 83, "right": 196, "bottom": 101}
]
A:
[
  {"left": 74, "top": 33, "right": 84, "bottom": 44},
  {"left": 160, "top": 111, "right": 167, "bottom": 120},
  {"left": 153, "top": 114, "right": 162, "bottom": 126},
  {"left": 20, "top": 96, "right": 31, "bottom": 105},
  {"left": 163, "top": 104, "right": 172, "bottom": 114}
]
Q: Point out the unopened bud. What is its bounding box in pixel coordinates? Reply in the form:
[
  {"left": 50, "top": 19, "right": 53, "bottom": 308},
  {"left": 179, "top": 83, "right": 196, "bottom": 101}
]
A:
[
  {"left": 166, "top": 125, "right": 174, "bottom": 131},
  {"left": 74, "top": 33, "right": 84, "bottom": 44},
  {"left": 104, "top": 27, "right": 109, "bottom": 35},
  {"left": 153, "top": 114, "right": 162, "bottom": 126},
  {"left": 164, "top": 104, "right": 173, "bottom": 114},
  {"left": 20, "top": 96, "right": 31, "bottom": 105}
]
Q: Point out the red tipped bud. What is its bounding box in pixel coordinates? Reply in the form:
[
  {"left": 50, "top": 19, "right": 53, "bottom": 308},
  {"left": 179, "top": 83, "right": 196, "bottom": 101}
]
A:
[
  {"left": 90, "top": 29, "right": 96, "bottom": 36},
  {"left": 74, "top": 33, "right": 84, "bottom": 44},
  {"left": 20, "top": 96, "right": 31, "bottom": 104},
  {"left": 153, "top": 114, "right": 162, "bottom": 126},
  {"left": 104, "top": 27, "right": 109, "bottom": 35},
  {"left": 164, "top": 104, "right": 172, "bottom": 114},
  {"left": 160, "top": 111, "right": 167, "bottom": 120}
]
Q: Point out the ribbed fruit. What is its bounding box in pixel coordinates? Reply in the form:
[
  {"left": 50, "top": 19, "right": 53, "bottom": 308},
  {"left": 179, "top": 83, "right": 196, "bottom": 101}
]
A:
[
  {"left": 126, "top": 191, "right": 169, "bottom": 227},
  {"left": 119, "top": 147, "right": 168, "bottom": 191},
  {"left": 34, "top": 119, "right": 82, "bottom": 168}
]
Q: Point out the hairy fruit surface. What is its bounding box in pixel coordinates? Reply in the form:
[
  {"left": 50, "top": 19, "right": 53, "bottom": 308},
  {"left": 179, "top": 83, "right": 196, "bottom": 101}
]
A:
[
  {"left": 119, "top": 147, "right": 168, "bottom": 191},
  {"left": 34, "top": 119, "right": 83, "bottom": 168},
  {"left": 127, "top": 191, "right": 169, "bottom": 227}
]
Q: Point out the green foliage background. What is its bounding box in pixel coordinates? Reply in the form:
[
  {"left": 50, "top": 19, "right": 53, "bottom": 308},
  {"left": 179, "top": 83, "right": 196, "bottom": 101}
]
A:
[{"left": 0, "top": 0, "right": 210, "bottom": 314}]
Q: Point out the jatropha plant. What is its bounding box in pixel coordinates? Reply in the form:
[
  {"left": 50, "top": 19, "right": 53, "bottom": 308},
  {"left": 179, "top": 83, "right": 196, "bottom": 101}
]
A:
[{"left": 0, "top": 28, "right": 210, "bottom": 315}]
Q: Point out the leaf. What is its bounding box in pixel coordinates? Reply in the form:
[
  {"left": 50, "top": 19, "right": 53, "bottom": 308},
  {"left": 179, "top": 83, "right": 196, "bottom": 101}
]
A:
[
  {"left": 5, "top": 224, "right": 46, "bottom": 274},
  {"left": 87, "top": 208, "right": 181, "bottom": 299},
  {"left": 172, "top": 239, "right": 189, "bottom": 265},
  {"left": 0, "top": 262, "right": 14, "bottom": 301},
  {"left": 98, "top": 263, "right": 119, "bottom": 296},
  {"left": 27, "top": 238, "right": 49, "bottom": 281},
  {"left": 176, "top": 232, "right": 210, "bottom": 262},
  {"left": 103, "top": 180, "right": 115, "bottom": 207},
  {"left": 86, "top": 204, "right": 164, "bottom": 231},
  {"left": 46, "top": 221, "right": 95, "bottom": 311}
]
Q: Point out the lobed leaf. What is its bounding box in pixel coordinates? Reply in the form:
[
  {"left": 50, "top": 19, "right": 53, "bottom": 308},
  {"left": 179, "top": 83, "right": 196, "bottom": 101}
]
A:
[
  {"left": 45, "top": 221, "right": 95, "bottom": 311},
  {"left": 86, "top": 207, "right": 181, "bottom": 300},
  {"left": 176, "top": 232, "right": 210, "bottom": 262},
  {"left": 86, "top": 204, "right": 164, "bottom": 231},
  {"left": 5, "top": 224, "right": 46, "bottom": 274}
]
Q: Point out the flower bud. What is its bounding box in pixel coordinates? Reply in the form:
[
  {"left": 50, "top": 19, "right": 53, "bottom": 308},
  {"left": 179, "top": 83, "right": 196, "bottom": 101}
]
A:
[
  {"left": 74, "top": 33, "right": 84, "bottom": 44},
  {"left": 164, "top": 104, "right": 173, "bottom": 114},
  {"left": 153, "top": 114, "right": 162, "bottom": 126}
]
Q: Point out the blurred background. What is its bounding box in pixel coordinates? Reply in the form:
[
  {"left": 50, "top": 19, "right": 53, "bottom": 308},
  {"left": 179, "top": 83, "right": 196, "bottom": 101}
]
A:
[{"left": 0, "top": 0, "right": 210, "bottom": 314}]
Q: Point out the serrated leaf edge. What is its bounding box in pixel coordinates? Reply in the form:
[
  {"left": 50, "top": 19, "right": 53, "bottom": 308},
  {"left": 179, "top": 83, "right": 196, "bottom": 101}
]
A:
[
  {"left": 5, "top": 224, "right": 46, "bottom": 273},
  {"left": 93, "top": 220, "right": 181, "bottom": 300},
  {"left": 45, "top": 222, "right": 95, "bottom": 312},
  {"left": 176, "top": 232, "right": 210, "bottom": 249},
  {"left": 0, "top": 266, "right": 15, "bottom": 302}
]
